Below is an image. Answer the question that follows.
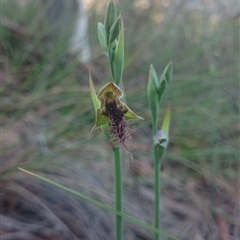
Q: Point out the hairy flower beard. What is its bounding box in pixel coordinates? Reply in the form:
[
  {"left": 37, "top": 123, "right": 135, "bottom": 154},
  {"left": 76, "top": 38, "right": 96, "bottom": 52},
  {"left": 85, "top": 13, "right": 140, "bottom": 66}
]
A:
[
  {"left": 104, "top": 101, "right": 134, "bottom": 158},
  {"left": 110, "top": 119, "right": 134, "bottom": 153}
]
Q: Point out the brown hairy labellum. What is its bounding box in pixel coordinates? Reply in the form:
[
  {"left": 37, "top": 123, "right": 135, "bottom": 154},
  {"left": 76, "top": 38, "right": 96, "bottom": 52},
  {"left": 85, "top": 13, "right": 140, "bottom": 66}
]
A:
[
  {"left": 104, "top": 100, "right": 133, "bottom": 155},
  {"left": 91, "top": 82, "right": 143, "bottom": 157}
]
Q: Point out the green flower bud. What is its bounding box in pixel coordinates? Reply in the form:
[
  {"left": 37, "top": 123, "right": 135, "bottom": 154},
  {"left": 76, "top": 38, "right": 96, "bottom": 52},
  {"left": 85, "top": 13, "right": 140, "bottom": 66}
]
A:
[
  {"left": 97, "top": 22, "right": 107, "bottom": 50},
  {"left": 104, "top": 0, "right": 117, "bottom": 43},
  {"left": 148, "top": 65, "right": 159, "bottom": 125}
]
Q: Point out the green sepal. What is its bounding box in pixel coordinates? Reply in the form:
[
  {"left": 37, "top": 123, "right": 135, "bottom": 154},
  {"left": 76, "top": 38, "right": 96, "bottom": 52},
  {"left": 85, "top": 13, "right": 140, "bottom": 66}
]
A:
[
  {"left": 113, "top": 18, "right": 124, "bottom": 86},
  {"left": 89, "top": 73, "right": 109, "bottom": 132},
  {"left": 97, "top": 82, "right": 123, "bottom": 100},
  {"left": 97, "top": 22, "right": 107, "bottom": 50}
]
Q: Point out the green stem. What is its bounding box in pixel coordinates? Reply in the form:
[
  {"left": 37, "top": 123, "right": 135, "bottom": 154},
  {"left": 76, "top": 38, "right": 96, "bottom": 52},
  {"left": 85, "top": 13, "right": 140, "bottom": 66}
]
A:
[
  {"left": 154, "top": 146, "right": 161, "bottom": 240},
  {"left": 113, "top": 146, "right": 123, "bottom": 240},
  {"left": 107, "top": 31, "right": 123, "bottom": 240},
  {"left": 153, "top": 119, "right": 161, "bottom": 240}
]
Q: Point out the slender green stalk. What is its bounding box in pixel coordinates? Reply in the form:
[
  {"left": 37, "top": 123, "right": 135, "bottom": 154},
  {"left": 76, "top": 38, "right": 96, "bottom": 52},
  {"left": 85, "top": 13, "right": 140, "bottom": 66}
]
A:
[
  {"left": 154, "top": 147, "right": 161, "bottom": 240},
  {"left": 153, "top": 120, "right": 161, "bottom": 240},
  {"left": 108, "top": 37, "right": 123, "bottom": 240},
  {"left": 113, "top": 147, "right": 123, "bottom": 240}
]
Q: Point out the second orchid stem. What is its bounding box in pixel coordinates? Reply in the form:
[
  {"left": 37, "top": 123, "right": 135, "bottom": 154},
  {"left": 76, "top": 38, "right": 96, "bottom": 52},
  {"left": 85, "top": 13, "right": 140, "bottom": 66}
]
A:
[
  {"left": 153, "top": 120, "right": 161, "bottom": 240},
  {"left": 113, "top": 146, "right": 123, "bottom": 240}
]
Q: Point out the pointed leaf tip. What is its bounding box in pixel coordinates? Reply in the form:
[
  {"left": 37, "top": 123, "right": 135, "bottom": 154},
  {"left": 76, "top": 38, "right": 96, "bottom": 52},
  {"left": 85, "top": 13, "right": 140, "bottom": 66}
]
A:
[{"left": 161, "top": 103, "right": 171, "bottom": 136}]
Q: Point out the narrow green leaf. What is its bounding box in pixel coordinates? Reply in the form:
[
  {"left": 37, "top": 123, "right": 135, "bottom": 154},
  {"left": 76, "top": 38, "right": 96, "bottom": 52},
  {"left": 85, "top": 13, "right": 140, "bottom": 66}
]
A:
[
  {"left": 18, "top": 168, "right": 180, "bottom": 240},
  {"left": 97, "top": 22, "right": 107, "bottom": 50},
  {"left": 113, "top": 19, "right": 124, "bottom": 86}
]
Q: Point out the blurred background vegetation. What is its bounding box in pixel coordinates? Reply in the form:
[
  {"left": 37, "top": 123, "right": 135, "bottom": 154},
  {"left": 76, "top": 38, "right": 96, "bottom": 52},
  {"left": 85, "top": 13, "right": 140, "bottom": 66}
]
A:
[{"left": 1, "top": 0, "right": 239, "bottom": 239}]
